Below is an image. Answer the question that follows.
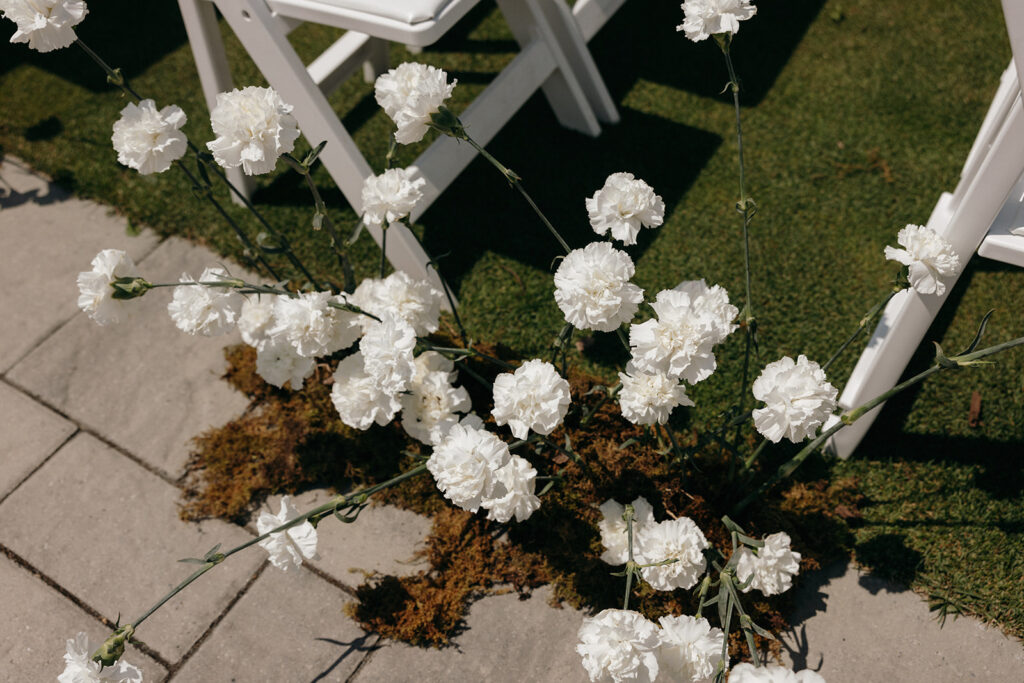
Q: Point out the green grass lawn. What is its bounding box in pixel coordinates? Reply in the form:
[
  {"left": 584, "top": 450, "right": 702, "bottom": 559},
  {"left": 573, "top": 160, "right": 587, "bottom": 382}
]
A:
[{"left": 2, "top": 0, "right": 1022, "bottom": 637}]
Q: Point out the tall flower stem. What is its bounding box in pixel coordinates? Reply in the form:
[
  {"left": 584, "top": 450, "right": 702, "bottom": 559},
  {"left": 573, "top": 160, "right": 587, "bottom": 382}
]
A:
[
  {"left": 821, "top": 287, "right": 901, "bottom": 374},
  {"left": 402, "top": 224, "right": 468, "bottom": 344},
  {"left": 621, "top": 505, "right": 637, "bottom": 610},
  {"left": 122, "top": 463, "right": 427, "bottom": 634},
  {"left": 733, "top": 333, "right": 1024, "bottom": 514},
  {"left": 380, "top": 225, "right": 389, "bottom": 279}
]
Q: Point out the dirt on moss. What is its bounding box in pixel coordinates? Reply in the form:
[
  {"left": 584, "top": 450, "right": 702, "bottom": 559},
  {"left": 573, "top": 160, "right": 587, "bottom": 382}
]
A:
[{"left": 182, "top": 342, "right": 862, "bottom": 652}]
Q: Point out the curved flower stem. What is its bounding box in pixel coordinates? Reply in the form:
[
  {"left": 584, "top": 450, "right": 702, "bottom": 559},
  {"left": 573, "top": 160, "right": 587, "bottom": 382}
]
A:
[
  {"left": 455, "top": 133, "right": 572, "bottom": 256},
  {"left": 400, "top": 222, "right": 468, "bottom": 344},
  {"left": 822, "top": 287, "right": 901, "bottom": 374},
  {"left": 282, "top": 153, "right": 356, "bottom": 292},
  {"left": 125, "top": 463, "right": 428, "bottom": 634},
  {"left": 733, "top": 333, "right": 1024, "bottom": 514},
  {"left": 419, "top": 341, "right": 516, "bottom": 370}
]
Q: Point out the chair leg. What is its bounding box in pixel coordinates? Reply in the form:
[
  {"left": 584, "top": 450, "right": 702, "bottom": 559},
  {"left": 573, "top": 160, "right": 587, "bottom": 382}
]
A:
[
  {"left": 362, "top": 38, "right": 390, "bottom": 84},
  {"left": 176, "top": 0, "right": 254, "bottom": 205},
  {"left": 826, "top": 93, "right": 1024, "bottom": 458}
]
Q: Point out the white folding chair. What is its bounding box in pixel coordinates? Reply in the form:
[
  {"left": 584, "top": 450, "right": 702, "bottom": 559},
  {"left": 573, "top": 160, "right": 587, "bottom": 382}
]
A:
[
  {"left": 825, "top": 0, "right": 1024, "bottom": 458},
  {"left": 176, "top": 0, "right": 625, "bottom": 290}
]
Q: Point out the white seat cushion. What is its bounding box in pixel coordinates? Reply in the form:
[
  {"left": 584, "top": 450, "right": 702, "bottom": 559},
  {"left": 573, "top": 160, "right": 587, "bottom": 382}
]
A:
[{"left": 308, "top": 0, "right": 456, "bottom": 24}]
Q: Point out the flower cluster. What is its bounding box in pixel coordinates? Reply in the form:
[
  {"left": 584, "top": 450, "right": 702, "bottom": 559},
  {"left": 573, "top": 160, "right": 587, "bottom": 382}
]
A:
[
  {"left": 734, "top": 531, "right": 801, "bottom": 596},
  {"left": 111, "top": 99, "right": 188, "bottom": 176},
  {"left": 374, "top": 62, "right": 456, "bottom": 144},
  {"left": 1, "top": 0, "right": 87, "bottom": 52},
  {"left": 618, "top": 363, "right": 694, "bottom": 426},
  {"left": 168, "top": 267, "right": 244, "bottom": 337},
  {"left": 59, "top": 631, "right": 142, "bottom": 683},
  {"left": 576, "top": 610, "right": 724, "bottom": 683},
  {"left": 76, "top": 249, "right": 140, "bottom": 326},
  {"left": 361, "top": 167, "right": 426, "bottom": 229},
  {"left": 400, "top": 352, "right": 472, "bottom": 446},
  {"left": 586, "top": 172, "right": 665, "bottom": 246},
  {"left": 256, "top": 496, "right": 319, "bottom": 571},
  {"left": 677, "top": 0, "right": 757, "bottom": 43},
  {"left": 491, "top": 359, "right": 572, "bottom": 440},
  {"left": 884, "top": 224, "right": 962, "bottom": 296},
  {"left": 207, "top": 86, "right": 300, "bottom": 175},
  {"left": 427, "top": 423, "right": 540, "bottom": 522},
  {"left": 553, "top": 241, "right": 644, "bottom": 332},
  {"left": 751, "top": 355, "right": 837, "bottom": 443}
]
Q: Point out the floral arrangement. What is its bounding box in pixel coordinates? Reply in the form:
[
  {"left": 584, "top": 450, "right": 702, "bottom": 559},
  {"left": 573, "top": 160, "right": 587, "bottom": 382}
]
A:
[{"left": 4, "top": 0, "right": 1021, "bottom": 681}]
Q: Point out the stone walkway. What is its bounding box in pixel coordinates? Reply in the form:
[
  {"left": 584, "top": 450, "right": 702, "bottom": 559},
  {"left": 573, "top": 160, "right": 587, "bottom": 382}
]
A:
[{"left": 1, "top": 156, "right": 1021, "bottom": 681}]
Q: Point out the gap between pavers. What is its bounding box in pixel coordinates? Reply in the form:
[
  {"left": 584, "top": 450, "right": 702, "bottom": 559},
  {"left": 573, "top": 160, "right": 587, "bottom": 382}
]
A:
[
  {"left": 0, "top": 380, "right": 76, "bottom": 501},
  {"left": 172, "top": 562, "right": 377, "bottom": 682},
  {"left": 0, "top": 432, "right": 264, "bottom": 664},
  {"left": 0, "top": 554, "right": 167, "bottom": 681},
  {"left": 779, "top": 561, "right": 1024, "bottom": 682},
  {"left": 6, "top": 235, "right": 251, "bottom": 478},
  {"left": 0, "top": 155, "right": 161, "bottom": 374}
]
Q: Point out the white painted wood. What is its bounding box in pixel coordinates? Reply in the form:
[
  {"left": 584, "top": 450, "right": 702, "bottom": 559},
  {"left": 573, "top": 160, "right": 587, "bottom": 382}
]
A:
[
  {"left": 306, "top": 31, "right": 382, "bottom": 94},
  {"left": 573, "top": 0, "right": 627, "bottom": 42},
  {"left": 265, "top": 0, "right": 479, "bottom": 45}
]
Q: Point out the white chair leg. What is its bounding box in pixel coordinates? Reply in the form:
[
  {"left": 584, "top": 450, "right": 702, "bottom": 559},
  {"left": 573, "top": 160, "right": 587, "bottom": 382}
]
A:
[
  {"left": 362, "top": 38, "right": 389, "bottom": 83},
  {"left": 542, "top": 0, "right": 619, "bottom": 124},
  {"left": 826, "top": 93, "right": 1024, "bottom": 458},
  {"left": 214, "top": 0, "right": 445, "bottom": 295},
  {"left": 176, "top": 0, "right": 255, "bottom": 205}
]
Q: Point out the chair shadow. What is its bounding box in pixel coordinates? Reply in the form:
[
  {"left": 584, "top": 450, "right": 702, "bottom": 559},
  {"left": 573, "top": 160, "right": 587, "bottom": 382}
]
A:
[{"left": 0, "top": 0, "right": 189, "bottom": 90}]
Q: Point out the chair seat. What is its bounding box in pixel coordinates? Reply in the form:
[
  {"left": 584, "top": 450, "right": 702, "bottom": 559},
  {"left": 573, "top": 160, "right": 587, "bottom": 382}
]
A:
[{"left": 306, "top": 0, "right": 455, "bottom": 24}]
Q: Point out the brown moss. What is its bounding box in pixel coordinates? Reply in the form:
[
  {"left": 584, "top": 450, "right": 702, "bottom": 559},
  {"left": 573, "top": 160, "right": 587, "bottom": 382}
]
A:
[{"left": 185, "top": 343, "right": 862, "bottom": 653}]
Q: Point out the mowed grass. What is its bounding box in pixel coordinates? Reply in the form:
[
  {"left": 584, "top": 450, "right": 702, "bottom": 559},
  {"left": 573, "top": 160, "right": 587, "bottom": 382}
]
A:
[{"left": 1, "top": 0, "right": 1022, "bottom": 636}]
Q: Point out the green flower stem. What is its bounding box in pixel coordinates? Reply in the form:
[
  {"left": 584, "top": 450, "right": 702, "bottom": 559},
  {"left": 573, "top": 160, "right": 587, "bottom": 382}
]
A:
[
  {"left": 418, "top": 342, "right": 516, "bottom": 370},
  {"left": 456, "top": 135, "right": 572, "bottom": 256},
  {"left": 739, "top": 438, "right": 769, "bottom": 473},
  {"left": 616, "top": 327, "right": 631, "bottom": 353},
  {"left": 399, "top": 222, "right": 468, "bottom": 344},
  {"left": 734, "top": 333, "right": 1024, "bottom": 514},
  {"left": 282, "top": 153, "right": 355, "bottom": 292},
  {"left": 127, "top": 463, "right": 428, "bottom": 633},
  {"left": 822, "top": 287, "right": 901, "bottom": 373},
  {"left": 622, "top": 504, "right": 637, "bottom": 610},
  {"left": 579, "top": 383, "right": 621, "bottom": 427},
  {"left": 380, "top": 224, "right": 388, "bottom": 279}
]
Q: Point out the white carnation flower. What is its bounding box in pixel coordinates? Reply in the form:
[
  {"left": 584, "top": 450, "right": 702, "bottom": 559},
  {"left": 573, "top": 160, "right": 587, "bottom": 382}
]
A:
[
  {"left": 59, "top": 631, "right": 143, "bottom": 683},
  {"left": 751, "top": 355, "right": 837, "bottom": 443},
  {"left": 111, "top": 99, "right": 187, "bottom": 175},
  {"left": 618, "top": 364, "right": 694, "bottom": 425},
  {"left": 361, "top": 167, "right": 426, "bottom": 228},
  {"left": 554, "top": 241, "right": 644, "bottom": 332},
  {"left": 586, "top": 172, "right": 665, "bottom": 246},
  {"left": 400, "top": 352, "right": 472, "bottom": 446},
  {"left": 255, "top": 338, "right": 315, "bottom": 390},
  {"left": 270, "top": 292, "right": 361, "bottom": 358},
  {"left": 598, "top": 496, "right": 656, "bottom": 565},
  {"left": 635, "top": 517, "right": 709, "bottom": 591},
  {"left": 349, "top": 270, "right": 443, "bottom": 336},
  {"left": 359, "top": 314, "right": 417, "bottom": 395},
  {"left": 677, "top": 0, "right": 757, "bottom": 43},
  {"left": 629, "top": 280, "right": 738, "bottom": 384},
  {"left": 734, "top": 531, "right": 801, "bottom": 596},
  {"left": 1, "top": 0, "right": 87, "bottom": 53},
  {"left": 237, "top": 295, "right": 278, "bottom": 350},
  {"left": 491, "top": 359, "right": 571, "bottom": 440},
  {"left": 76, "top": 249, "right": 139, "bottom": 326},
  {"left": 256, "top": 495, "right": 318, "bottom": 571},
  {"left": 167, "top": 267, "right": 243, "bottom": 336},
  {"left": 883, "top": 224, "right": 962, "bottom": 296},
  {"left": 427, "top": 423, "right": 511, "bottom": 513},
  {"left": 330, "top": 352, "right": 401, "bottom": 430},
  {"left": 206, "top": 86, "right": 300, "bottom": 175},
  {"left": 374, "top": 62, "right": 457, "bottom": 144},
  {"left": 656, "top": 614, "right": 725, "bottom": 683},
  {"left": 576, "top": 609, "right": 661, "bottom": 683},
  {"left": 482, "top": 455, "right": 541, "bottom": 523},
  {"left": 728, "top": 663, "right": 825, "bottom": 683}
]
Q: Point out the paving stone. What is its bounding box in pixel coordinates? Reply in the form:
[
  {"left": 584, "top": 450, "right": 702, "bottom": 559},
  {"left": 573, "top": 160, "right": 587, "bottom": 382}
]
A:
[
  {"left": 0, "top": 156, "right": 160, "bottom": 373},
  {"left": 0, "top": 381, "right": 76, "bottom": 500},
  {"left": 174, "top": 564, "right": 374, "bottom": 682},
  {"left": 6, "top": 236, "right": 250, "bottom": 476},
  {"left": 354, "top": 586, "right": 589, "bottom": 683},
  {"left": 0, "top": 433, "right": 264, "bottom": 663},
  {"left": 0, "top": 554, "right": 167, "bottom": 681},
  {"left": 780, "top": 562, "right": 1024, "bottom": 681},
  {"left": 255, "top": 490, "right": 433, "bottom": 589}
]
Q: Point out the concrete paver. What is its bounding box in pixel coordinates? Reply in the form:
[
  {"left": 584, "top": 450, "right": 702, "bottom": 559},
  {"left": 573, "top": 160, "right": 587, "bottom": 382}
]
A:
[
  {"left": 780, "top": 562, "right": 1024, "bottom": 681},
  {"left": 174, "top": 564, "right": 374, "bottom": 682},
  {"left": 257, "top": 490, "right": 433, "bottom": 589},
  {"left": 0, "top": 554, "right": 167, "bottom": 682},
  {"left": 354, "top": 586, "right": 589, "bottom": 683},
  {"left": 0, "top": 433, "right": 264, "bottom": 663},
  {"left": 6, "top": 236, "right": 251, "bottom": 476},
  {"left": 0, "top": 380, "right": 76, "bottom": 500},
  {"left": 0, "top": 157, "right": 160, "bottom": 373}
]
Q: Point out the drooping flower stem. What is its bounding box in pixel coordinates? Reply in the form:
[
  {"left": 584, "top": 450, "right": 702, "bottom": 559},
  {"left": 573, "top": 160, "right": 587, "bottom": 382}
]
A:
[
  {"left": 282, "top": 153, "right": 356, "bottom": 292},
  {"left": 821, "top": 287, "right": 901, "bottom": 373},
  {"left": 733, "top": 334, "right": 1024, "bottom": 514},
  {"left": 116, "top": 463, "right": 428, "bottom": 643}
]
